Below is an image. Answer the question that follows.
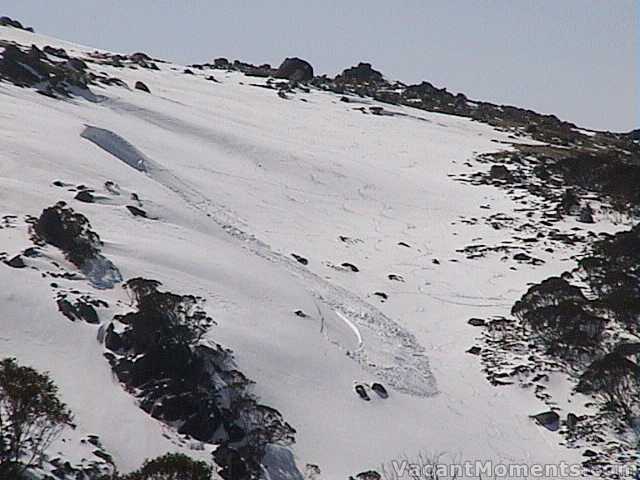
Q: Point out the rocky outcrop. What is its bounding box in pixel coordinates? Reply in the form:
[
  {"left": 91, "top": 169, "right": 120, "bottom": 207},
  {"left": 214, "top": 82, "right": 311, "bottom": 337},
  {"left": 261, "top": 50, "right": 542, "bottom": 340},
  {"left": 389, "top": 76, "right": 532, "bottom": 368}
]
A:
[
  {"left": 337, "top": 62, "right": 383, "bottom": 83},
  {"left": 105, "top": 278, "right": 296, "bottom": 478},
  {"left": 0, "top": 16, "right": 34, "bottom": 32},
  {"left": 0, "top": 43, "right": 96, "bottom": 97}
]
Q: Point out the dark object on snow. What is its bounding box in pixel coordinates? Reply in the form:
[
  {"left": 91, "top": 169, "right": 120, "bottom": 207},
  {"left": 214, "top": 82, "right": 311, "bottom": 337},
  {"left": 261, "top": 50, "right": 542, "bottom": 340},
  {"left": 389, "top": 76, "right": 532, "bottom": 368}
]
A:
[
  {"left": 126, "top": 205, "right": 148, "bottom": 218},
  {"left": 373, "top": 292, "right": 388, "bottom": 300},
  {"left": 466, "top": 346, "right": 482, "bottom": 355},
  {"left": 0, "top": 16, "right": 34, "bottom": 32},
  {"left": 354, "top": 471, "right": 382, "bottom": 480},
  {"left": 531, "top": 411, "right": 560, "bottom": 431},
  {"left": 578, "top": 204, "right": 595, "bottom": 224},
  {"left": 294, "top": 310, "right": 308, "bottom": 318},
  {"left": 370, "top": 382, "right": 388, "bottom": 399},
  {"left": 291, "top": 253, "right": 308, "bottom": 265},
  {"left": 468, "top": 318, "right": 485, "bottom": 327},
  {"left": 387, "top": 273, "right": 404, "bottom": 282},
  {"left": 33, "top": 202, "right": 102, "bottom": 268},
  {"left": 341, "top": 262, "right": 359, "bottom": 272},
  {"left": 354, "top": 384, "right": 370, "bottom": 401},
  {"left": 74, "top": 190, "right": 95, "bottom": 203},
  {"left": 489, "top": 165, "right": 512, "bottom": 181},
  {"left": 134, "top": 81, "right": 150, "bottom": 93},
  {"left": 183, "top": 68, "right": 194, "bottom": 75},
  {"left": 398, "top": 241, "right": 411, "bottom": 248},
  {"left": 275, "top": 57, "right": 314, "bottom": 82},
  {"left": 337, "top": 63, "right": 383, "bottom": 83},
  {"left": 43, "top": 45, "right": 69, "bottom": 58},
  {"left": 566, "top": 413, "right": 579, "bottom": 429},
  {"left": 5, "top": 255, "right": 25, "bottom": 268},
  {"left": 214, "top": 57, "right": 230, "bottom": 69},
  {"left": 432, "top": 258, "right": 440, "bottom": 265},
  {"left": 56, "top": 298, "right": 99, "bottom": 324}
]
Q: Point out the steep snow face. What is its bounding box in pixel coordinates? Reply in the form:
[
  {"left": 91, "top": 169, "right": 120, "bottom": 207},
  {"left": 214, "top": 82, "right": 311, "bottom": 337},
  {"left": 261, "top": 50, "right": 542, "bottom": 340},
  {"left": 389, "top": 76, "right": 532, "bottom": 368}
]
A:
[{"left": 0, "top": 25, "right": 613, "bottom": 478}]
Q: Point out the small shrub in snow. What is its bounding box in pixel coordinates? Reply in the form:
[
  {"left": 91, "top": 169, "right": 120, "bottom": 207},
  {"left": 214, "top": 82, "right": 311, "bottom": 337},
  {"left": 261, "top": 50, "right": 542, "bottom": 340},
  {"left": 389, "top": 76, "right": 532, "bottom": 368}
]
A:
[
  {"left": 117, "top": 453, "right": 212, "bottom": 480},
  {"left": 32, "top": 201, "right": 102, "bottom": 268}
]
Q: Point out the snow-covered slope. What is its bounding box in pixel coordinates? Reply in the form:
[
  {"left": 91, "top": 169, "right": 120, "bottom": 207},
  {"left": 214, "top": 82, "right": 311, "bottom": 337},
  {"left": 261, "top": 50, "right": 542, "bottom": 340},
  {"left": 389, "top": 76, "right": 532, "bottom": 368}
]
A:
[{"left": 0, "top": 25, "right": 625, "bottom": 478}]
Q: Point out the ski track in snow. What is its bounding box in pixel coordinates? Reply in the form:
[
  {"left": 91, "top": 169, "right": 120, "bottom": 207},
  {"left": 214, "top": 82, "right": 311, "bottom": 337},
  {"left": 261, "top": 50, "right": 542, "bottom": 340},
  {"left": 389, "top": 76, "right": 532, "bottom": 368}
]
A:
[{"left": 79, "top": 124, "right": 438, "bottom": 398}]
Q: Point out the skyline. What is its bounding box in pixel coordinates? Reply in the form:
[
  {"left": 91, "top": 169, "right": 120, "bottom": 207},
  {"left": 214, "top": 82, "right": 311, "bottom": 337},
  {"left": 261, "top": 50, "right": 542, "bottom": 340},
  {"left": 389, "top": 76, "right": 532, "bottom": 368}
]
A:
[{"left": 3, "top": 1, "right": 637, "bottom": 132}]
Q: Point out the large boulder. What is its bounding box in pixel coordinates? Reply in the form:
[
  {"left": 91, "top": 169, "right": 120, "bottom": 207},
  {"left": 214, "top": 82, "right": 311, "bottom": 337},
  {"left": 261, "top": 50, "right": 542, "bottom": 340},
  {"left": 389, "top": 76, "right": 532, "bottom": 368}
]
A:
[
  {"left": 338, "top": 62, "right": 383, "bottom": 83},
  {"left": 275, "top": 57, "right": 314, "bottom": 82}
]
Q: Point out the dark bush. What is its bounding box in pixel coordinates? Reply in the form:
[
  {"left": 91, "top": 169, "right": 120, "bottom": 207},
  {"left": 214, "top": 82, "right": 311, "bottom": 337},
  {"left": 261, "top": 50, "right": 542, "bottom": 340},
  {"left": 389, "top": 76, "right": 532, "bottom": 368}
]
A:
[
  {"left": 107, "top": 279, "right": 295, "bottom": 478},
  {"left": 33, "top": 201, "right": 101, "bottom": 267},
  {"left": 577, "top": 353, "right": 640, "bottom": 421},
  {"left": 124, "top": 453, "right": 212, "bottom": 480},
  {"left": 0, "top": 358, "right": 72, "bottom": 478}
]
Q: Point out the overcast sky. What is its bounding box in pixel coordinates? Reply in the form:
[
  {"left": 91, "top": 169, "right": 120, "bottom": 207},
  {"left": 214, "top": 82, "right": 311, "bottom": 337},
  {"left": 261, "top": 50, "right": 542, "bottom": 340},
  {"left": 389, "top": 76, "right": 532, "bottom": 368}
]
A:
[{"left": 4, "top": 1, "right": 638, "bottom": 131}]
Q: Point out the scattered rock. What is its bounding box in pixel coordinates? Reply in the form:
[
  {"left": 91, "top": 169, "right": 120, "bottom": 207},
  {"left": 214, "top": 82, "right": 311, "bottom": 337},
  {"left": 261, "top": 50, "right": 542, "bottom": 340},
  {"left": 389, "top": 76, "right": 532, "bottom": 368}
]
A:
[
  {"left": 341, "top": 262, "right": 359, "bottom": 272},
  {"left": 213, "top": 57, "right": 230, "bottom": 69},
  {"left": 398, "top": 241, "right": 411, "bottom": 248},
  {"left": 291, "top": 253, "right": 308, "bottom": 265},
  {"left": 387, "top": 273, "right": 404, "bottom": 282},
  {"left": 294, "top": 310, "right": 308, "bottom": 318},
  {"left": 354, "top": 384, "right": 370, "bottom": 401},
  {"left": 0, "top": 16, "right": 34, "bottom": 32},
  {"left": 466, "top": 346, "right": 482, "bottom": 355},
  {"left": 370, "top": 383, "right": 388, "bottom": 399},
  {"left": 354, "top": 470, "right": 381, "bottom": 480},
  {"left": 578, "top": 204, "right": 595, "bottom": 224},
  {"left": 373, "top": 292, "right": 388, "bottom": 300},
  {"left": 566, "top": 413, "right": 579, "bottom": 429},
  {"left": 468, "top": 318, "right": 486, "bottom": 327},
  {"left": 489, "top": 165, "right": 512, "bottom": 181},
  {"left": 75, "top": 190, "right": 95, "bottom": 203},
  {"left": 134, "top": 81, "right": 150, "bottom": 93},
  {"left": 43, "top": 46, "right": 69, "bottom": 58},
  {"left": 432, "top": 258, "right": 440, "bottom": 265},
  {"left": 531, "top": 411, "right": 560, "bottom": 432},
  {"left": 126, "top": 205, "right": 148, "bottom": 218},
  {"left": 57, "top": 298, "right": 100, "bottom": 324},
  {"left": 5, "top": 255, "right": 26, "bottom": 269}
]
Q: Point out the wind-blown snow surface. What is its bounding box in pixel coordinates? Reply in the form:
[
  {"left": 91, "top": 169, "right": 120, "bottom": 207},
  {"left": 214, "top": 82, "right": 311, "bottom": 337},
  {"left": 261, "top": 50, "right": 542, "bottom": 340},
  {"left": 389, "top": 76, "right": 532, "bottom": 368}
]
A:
[{"left": 0, "top": 26, "right": 611, "bottom": 477}]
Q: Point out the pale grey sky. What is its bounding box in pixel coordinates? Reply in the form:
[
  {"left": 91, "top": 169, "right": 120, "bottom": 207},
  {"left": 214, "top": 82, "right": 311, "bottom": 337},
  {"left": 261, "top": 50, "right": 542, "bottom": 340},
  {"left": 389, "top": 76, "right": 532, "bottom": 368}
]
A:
[{"left": 4, "top": 1, "right": 638, "bottom": 131}]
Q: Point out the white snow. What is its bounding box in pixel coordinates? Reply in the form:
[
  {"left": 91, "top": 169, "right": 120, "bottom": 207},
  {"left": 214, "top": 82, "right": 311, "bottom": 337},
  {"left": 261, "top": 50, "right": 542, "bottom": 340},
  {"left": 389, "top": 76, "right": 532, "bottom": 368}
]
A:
[{"left": 0, "top": 25, "right": 622, "bottom": 478}]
